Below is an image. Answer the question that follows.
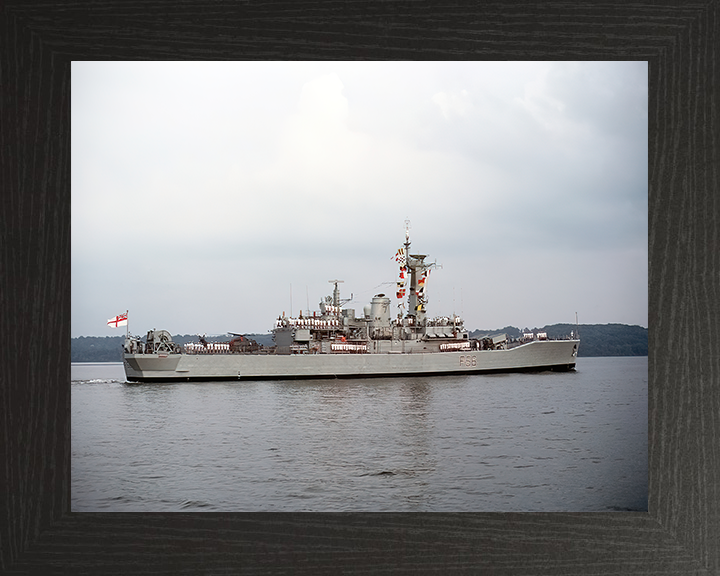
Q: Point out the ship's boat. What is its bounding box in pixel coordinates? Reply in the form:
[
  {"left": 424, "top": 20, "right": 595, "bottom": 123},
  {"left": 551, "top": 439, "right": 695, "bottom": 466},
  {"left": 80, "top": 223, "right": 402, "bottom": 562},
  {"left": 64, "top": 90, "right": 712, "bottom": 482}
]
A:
[{"left": 123, "top": 229, "right": 579, "bottom": 382}]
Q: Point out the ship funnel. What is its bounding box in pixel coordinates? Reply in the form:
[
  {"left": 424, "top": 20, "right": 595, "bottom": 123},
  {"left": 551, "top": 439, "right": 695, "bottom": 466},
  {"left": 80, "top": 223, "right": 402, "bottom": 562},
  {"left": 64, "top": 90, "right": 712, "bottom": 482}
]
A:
[{"left": 369, "top": 295, "right": 391, "bottom": 328}]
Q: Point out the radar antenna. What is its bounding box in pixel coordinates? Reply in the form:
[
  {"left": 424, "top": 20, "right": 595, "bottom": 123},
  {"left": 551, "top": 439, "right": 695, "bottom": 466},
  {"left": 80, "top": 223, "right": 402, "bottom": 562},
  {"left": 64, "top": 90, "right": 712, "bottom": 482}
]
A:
[{"left": 328, "top": 279, "right": 344, "bottom": 308}]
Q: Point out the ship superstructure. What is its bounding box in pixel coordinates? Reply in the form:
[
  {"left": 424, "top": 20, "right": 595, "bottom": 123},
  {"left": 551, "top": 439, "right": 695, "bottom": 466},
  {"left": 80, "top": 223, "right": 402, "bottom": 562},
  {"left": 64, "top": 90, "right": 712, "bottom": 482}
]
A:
[{"left": 123, "top": 228, "right": 578, "bottom": 382}]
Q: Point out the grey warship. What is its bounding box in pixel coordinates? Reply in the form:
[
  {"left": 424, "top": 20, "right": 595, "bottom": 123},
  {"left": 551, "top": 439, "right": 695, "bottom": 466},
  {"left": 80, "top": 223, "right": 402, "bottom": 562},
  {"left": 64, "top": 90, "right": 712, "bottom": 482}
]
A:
[{"left": 123, "top": 229, "right": 579, "bottom": 382}]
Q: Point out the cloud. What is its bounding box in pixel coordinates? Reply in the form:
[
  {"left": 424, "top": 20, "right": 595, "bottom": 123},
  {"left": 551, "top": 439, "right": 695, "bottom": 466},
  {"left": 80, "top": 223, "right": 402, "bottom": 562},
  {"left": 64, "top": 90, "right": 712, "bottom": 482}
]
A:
[
  {"left": 432, "top": 89, "right": 472, "bottom": 119},
  {"left": 72, "top": 62, "right": 647, "bottom": 337}
]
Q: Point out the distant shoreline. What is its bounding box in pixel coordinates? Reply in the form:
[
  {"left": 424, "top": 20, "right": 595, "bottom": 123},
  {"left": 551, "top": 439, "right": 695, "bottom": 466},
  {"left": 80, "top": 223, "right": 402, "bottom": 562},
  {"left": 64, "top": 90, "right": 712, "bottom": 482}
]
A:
[{"left": 71, "top": 323, "right": 648, "bottom": 363}]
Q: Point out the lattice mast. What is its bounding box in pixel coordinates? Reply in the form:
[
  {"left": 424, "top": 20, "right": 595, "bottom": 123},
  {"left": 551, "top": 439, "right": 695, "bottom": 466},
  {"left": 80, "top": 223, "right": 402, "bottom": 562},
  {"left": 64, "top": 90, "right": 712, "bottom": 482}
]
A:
[{"left": 397, "top": 220, "right": 438, "bottom": 325}]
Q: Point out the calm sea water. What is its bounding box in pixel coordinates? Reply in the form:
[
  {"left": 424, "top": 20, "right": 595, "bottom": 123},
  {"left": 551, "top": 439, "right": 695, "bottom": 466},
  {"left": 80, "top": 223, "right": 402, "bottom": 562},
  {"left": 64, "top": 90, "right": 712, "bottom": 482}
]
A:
[{"left": 71, "top": 357, "right": 647, "bottom": 512}]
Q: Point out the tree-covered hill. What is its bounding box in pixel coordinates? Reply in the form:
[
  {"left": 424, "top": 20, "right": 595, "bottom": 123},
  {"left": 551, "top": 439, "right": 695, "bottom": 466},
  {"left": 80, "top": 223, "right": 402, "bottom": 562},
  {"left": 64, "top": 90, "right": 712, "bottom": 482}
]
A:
[
  {"left": 469, "top": 323, "right": 648, "bottom": 357},
  {"left": 72, "top": 324, "right": 647, "bottom": 362}
]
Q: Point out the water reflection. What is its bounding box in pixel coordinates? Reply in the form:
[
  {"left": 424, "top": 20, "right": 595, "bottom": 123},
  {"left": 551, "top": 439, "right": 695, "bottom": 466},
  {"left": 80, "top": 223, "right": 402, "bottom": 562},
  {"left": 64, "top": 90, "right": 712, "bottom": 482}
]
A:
[{"left": 72, "top": 358, "right": 648, "bottom": 512}]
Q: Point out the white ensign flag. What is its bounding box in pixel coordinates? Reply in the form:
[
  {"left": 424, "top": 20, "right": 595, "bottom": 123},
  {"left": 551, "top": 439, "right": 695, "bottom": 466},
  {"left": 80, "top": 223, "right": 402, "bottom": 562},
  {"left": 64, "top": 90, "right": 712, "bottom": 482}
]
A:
[{"left": 107, "top": 312, "right": 128, "bottom": 328}]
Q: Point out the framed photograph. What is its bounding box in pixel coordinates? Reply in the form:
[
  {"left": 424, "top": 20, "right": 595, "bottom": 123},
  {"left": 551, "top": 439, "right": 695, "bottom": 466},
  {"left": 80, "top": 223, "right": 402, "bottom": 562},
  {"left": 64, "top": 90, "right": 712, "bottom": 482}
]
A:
[{"left": 3, "top": 2, "right": 716, "bottom": 574}]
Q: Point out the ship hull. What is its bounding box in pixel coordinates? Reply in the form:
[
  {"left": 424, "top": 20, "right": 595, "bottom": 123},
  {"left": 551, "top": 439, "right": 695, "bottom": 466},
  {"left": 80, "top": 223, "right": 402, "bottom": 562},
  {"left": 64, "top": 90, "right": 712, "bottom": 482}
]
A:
[{"left": 123, "top": 339, "right": 579, "bottom": 382}]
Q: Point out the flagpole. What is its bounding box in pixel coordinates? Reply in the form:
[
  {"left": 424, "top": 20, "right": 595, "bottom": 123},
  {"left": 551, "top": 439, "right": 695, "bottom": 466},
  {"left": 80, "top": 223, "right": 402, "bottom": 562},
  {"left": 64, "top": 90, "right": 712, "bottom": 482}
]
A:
[{"left": 126, "top": 310, "right": 129, "bottom": 338}]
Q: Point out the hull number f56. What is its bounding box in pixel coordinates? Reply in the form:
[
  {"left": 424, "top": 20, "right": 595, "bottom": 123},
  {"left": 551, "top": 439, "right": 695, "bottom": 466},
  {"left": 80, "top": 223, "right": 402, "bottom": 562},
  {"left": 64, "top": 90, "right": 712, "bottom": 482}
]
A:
[{"left": 459, "top": 355, "right": 477, "bottom": 367}]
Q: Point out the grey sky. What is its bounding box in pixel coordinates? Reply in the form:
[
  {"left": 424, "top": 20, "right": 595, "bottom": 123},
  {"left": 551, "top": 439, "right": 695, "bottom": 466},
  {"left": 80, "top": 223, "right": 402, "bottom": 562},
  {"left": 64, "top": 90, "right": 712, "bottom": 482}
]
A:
[{"left": 72, "top": 61, "right": 647, "bottom": 338}]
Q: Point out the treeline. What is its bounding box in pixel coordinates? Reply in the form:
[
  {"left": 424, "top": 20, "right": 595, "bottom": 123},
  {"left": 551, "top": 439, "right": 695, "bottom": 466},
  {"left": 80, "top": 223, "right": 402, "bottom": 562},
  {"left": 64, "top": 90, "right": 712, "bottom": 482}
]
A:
[
  {"left": 469, "top": 323, "right": 648, "bottom": 357},
  {"left": 71, "top": 324, "right": 647, "bottom": 362}
]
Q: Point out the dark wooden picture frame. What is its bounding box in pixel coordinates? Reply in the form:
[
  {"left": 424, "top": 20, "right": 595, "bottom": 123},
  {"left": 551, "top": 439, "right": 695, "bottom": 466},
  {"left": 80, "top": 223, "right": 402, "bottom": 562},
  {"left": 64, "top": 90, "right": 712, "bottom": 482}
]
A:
[{"left": 2, "top": 2, "right": 717, "bottom": 574}]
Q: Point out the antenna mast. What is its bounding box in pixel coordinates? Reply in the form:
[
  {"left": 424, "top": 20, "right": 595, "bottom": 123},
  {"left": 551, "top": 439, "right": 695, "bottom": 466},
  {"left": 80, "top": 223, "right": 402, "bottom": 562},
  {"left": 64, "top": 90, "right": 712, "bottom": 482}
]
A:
[
  {"left": 328, "top": 279, "right": 344, "bottom": 310},
  {"left": 575, "top": 312, "right": 579, "bottom": 339},
  {"left": 400, "top": 219, "right": 439, "bottom": 324}
]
